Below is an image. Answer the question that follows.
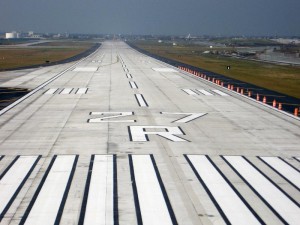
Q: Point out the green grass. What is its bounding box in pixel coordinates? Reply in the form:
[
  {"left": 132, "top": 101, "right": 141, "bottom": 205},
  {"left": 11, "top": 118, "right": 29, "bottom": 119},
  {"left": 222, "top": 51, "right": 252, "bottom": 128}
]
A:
[
  {"left": 131, "top": 41, "right": 300, "bottom": 99},
  {"left": 0, "top": 42, "right": 95, "bottom": 70}
]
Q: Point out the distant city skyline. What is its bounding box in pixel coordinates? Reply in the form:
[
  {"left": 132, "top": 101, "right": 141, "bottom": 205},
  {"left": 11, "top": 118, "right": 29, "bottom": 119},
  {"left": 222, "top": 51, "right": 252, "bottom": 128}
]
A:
[{"left": 1, "top": 0, "right": 299, "bottom": 36}]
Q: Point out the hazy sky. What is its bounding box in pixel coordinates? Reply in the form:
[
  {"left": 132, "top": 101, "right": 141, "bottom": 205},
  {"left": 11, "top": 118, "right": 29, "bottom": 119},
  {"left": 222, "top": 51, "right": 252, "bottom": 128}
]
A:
[{"left": 0, "top": 0, "right": 299, "bottom": 36}]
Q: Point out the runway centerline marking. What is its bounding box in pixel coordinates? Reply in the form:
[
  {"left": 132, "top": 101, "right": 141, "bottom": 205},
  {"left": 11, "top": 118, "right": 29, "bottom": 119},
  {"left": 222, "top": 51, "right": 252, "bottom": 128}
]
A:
[
  {"left": 135, "top": 94, "right": 148, "bottom": 107},
  {"left": 129, "top": 81, "right": 138, "bottom": 89}
]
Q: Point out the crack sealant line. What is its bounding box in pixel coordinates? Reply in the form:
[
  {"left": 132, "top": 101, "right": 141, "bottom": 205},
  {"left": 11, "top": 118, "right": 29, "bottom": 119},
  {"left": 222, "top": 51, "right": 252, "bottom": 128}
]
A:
[
  {"left": 0, "top": 47, "right": 100, "bottom": 117},
  {"left": 126, "top": 43, "right": 300, "bottom": 122}
]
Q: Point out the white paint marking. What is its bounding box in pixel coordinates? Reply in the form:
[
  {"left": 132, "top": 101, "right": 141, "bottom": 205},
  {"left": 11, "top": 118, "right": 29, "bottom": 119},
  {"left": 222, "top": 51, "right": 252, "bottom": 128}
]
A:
[
  {"left": 152, "top": 68, "right": 178, "bottom": 73},
  {"left": 196, "top": 89, "right": 213, "bottom": 96},
  {"left": 132, "top": 155, "right": 173, "bottom": 225},
  {"left": 212, "top": 90, "right": 229, "bottom": 96},
  {"left": 187, "top": 155, "right": 261, "bottom": 225},
  {"left": 24, "top": 155, "right": 76, "bottom": 225},
  {"left": 44, "top": 88, "right": 58, "bottom": 95},
  {"left": 161, "top": 112, "right": 207, "bottom": 123},
  {"left": 0, "top": 156, "right": 38, "bottom": 217},
  {"left": 182, "top": 89, "right": 197, "bottom": 95},
  {"left": 129, "top": 81, "right": 138, "bottom": 89},
  {"left": 60, "top": 88, "right": 73, "bottom": 95},
  {"left": 126, "top": 73, "right": 132, "bottom": 78},
  {"left": 260, "top": 157, "right": 300, "bottom": 189},
  {"left": 129, "top": 126, "right": 187, "bottom": 142},
  {"left": 224, "top": 156, "right": 300, "bottom": 225},
  {"left": 84, "top": 155, "right": 114, "bottom": 225},
  {"left": 89, "top": 112, "right": 135, "bottom": 123},
  {"left": 135, "top": 94, "right": 148, "bottom": 107},
  {"left": 76, "top": 88, "right": 88, "bottom": 94},
  {"left": 73, "top": 67, "right": 98, "bottom": 72}
]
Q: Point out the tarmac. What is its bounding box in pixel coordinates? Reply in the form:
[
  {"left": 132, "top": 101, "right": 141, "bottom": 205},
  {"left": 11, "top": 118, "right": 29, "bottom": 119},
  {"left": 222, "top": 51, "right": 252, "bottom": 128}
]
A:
[{"left": 0, "top": 41, "right": 299, "bottom": 225}]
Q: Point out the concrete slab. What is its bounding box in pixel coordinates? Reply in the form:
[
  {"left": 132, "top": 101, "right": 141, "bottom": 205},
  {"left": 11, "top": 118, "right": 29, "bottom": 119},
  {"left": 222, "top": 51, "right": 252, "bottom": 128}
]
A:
[{"left": 0, "top": 41, "right": 299, "bottom": 225}]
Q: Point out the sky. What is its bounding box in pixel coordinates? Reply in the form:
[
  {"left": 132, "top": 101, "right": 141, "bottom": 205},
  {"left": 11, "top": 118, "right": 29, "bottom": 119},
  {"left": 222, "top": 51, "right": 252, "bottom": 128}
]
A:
[{"left": 0, "top": 0, "right": 299, "bottom": 36}]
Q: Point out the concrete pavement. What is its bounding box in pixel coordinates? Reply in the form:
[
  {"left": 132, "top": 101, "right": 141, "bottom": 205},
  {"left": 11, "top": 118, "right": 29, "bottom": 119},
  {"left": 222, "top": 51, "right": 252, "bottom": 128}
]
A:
[{"left": 0, "top": 41, "right": 299, "bottom": 225}]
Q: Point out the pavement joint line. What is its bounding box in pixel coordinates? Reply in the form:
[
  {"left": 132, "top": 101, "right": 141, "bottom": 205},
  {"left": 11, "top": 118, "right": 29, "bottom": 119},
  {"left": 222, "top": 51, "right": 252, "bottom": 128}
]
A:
[{"left": 0, "top": 47, "right": 100, "bottom": 117}]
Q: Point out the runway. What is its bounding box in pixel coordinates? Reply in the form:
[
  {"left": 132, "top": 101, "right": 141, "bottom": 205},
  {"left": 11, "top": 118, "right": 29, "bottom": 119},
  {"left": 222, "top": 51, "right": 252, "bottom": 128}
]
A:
[{"left": 0, "top": 41, "right": 299, "bottom": 225}]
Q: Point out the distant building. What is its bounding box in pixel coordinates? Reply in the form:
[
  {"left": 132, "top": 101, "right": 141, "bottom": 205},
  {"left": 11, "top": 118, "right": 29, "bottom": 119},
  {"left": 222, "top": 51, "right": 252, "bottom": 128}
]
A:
[{"left": 5, "top": 32, "right": 19, "bottom": 39}]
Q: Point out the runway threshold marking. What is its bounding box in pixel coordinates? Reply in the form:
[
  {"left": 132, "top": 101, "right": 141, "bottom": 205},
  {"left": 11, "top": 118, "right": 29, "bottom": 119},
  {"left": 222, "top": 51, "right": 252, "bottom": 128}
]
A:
[
  {"left": 135, "top": 94, "right": 148, "bottom": 107},
  {"left": 129, "top": 81, "right": 138, "bottom": 89},
  {"left": 129, "top": 155, "right": 177, "bottom": 225},
  {"left": 126, "top": 73, "right": 132, "bottom": 78},
  {"left": 79, "top": 155, "right": 117, "bottom": 225},
  {"left": 259, "top": 157, "right": 300, "bottom": 190},
  {"left": 21, "top": 155, "right": 78, "bottom": 225},
  {"left": 223, "top": 156, "right": 300, "bottom": 225},
  {"left": 185, "top": 155, "right": 263, "bottom": 225},
  {"left": 0, "top": 156, "right": 41, "bottom": 221},
  {"left": 196, "top": 89, "right": 213, "bottom": 96}
]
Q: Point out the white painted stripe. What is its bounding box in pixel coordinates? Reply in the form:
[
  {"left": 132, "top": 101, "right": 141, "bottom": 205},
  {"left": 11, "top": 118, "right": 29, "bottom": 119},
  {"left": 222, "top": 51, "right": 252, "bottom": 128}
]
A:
[
  {"left": 24, "top": 155, "right": 76, "bottom": 225},
  {"left": 187, "top": 155, "right": 261, "bottom": 225},
  {"left": 135, "top": 94, "right": 147, "bottom": 107},
  {"left": 44, "top": 88, "right": 58, "bottom": 95},
  {"left": 224, "top": 156, "right": 300, "bottom": 225},
  {"left": 212, "top": 90, "right": 229, "bottom": 96},
  {"left": 182, "top": 89, "right": 197, "bottom": 95},
  {"left": 130, "top": 81, "right": 138, "bottom": 89},
  {"left": 60, "top": 88, "right": 73, "bottom": 95},
  {"left": 132, "top": 155, "right": 173, "bottom": 225},
  {"left": 126, "top": 73, "right": 132, "bottom": 78},
  {"left": 0, "top": 156, "right": 38, "bottom": 216},
  {"left": 196, "top": 89, "right": 213, "bottom": 96},
  {"left": 161, "top": 112, "right": 207, "bottom": 123},
  {"left": 260, "top": 157, "right": 300, "bottom": 189},
  {"left": 84, "top": 155, "right": 114, "bottom": 225},
  {"left": 76, "top": 88, "right": 88, "bottom": 94}
]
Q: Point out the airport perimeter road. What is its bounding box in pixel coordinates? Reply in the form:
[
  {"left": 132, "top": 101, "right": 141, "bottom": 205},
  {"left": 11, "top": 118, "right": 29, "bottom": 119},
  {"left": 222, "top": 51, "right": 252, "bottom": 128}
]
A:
[{"left": 0, "top": 41, "right": 299, "bottom": 225}]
